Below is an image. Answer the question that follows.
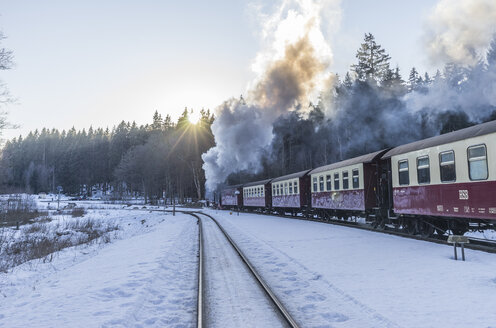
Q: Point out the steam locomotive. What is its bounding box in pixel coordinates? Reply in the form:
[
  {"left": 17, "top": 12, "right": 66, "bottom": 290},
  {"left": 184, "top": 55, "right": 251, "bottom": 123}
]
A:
[{"left": 220, "top": 120, "right": 496, "bottom": 236}]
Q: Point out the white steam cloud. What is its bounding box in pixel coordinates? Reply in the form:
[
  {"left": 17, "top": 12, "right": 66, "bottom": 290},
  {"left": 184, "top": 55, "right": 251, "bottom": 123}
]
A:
[
  {"left": 425, "top": 0, "right": 496, "bottom": 66},
  {"left": 202, "top": 0, "right": 341, "bottom": 190},
  {"left": 408, "top": 0, "right": 496, "bottom": 121}
]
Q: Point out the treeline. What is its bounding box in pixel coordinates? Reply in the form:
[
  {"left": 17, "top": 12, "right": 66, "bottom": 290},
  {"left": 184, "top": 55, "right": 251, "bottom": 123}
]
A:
[
  {"left": 226, "top": 33, "right": 496, "bottom": 185},
  {"left": 0, "top": 109, "right": 215, "bottom": 202}
]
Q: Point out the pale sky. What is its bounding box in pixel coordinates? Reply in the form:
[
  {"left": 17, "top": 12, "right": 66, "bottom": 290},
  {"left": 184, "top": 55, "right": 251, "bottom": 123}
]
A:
[{"left": 0, "top": 0, "right": 436, "bottom": 140}]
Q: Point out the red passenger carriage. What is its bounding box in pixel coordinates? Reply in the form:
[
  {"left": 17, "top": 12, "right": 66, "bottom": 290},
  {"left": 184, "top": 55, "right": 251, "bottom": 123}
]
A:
[
  {"left": 220, "top": 184, "right": 243, "bottom": 210},
  {"left": 242, "top": 179, "right": 273, "bottom": 211},
  {"left": 381, "top": 120, "right": 496, "bottom": 234},
  {"left": 270, "top": 170, "right": 311, "bottom": 215},
  {"left": 309, "top": 150, "right": 389, "bottom": 220}
]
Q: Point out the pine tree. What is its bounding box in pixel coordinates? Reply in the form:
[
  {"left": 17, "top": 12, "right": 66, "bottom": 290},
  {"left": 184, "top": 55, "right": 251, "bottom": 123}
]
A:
[
  {"left": 343, "top": 72, "right": 353, "bottom": 88},
  {"left": 382, "top": 66, "right": 406, "bottom": 95},
  {"left": 151, "top": 110, "right": 163, "bottom": 131},
  {"left": 351, "top": 33, "right": 391, "bottom": 83},
  {"left": 424, "top": 72, "right": 432, "bottom": 85},
  {"left": 408, "top": 67, "right": 420, "bottom": 92}
]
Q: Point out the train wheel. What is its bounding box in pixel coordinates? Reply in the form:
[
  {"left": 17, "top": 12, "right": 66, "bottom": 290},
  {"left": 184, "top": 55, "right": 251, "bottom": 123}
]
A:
[
  {"left": 435, "top": 221, "right": 447, "bottom": 236},
  {"left": 372, "top": 217, "right": 385, "bottom": 230},
  {"left": 418, "top": 220, "right": 434, "bottom": 237},
  {"left": 404, "top": 219, "right": 417, "bottom": 235}
]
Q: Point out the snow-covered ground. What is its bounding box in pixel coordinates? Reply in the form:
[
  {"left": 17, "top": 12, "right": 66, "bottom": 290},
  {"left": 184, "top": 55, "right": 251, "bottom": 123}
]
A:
[
  {"left": 1, "top": 201, "right": 496, "bottom": 327},
  {"left": 207, "top": 209, "right": 496, "bottom": 328},
  {"left": 0, "top": 208, "right": 198, "bottom": 328}
]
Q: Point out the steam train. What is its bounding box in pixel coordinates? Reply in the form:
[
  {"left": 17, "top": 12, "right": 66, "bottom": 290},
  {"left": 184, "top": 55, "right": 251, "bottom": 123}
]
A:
[{"left": 220, "top": 120, "right": 496, "bottom": 236}]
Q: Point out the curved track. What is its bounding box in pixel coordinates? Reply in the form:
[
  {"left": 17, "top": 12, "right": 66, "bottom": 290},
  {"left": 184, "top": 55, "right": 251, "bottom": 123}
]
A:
[{"left": 179, "top": 210, "right": 299, "bottom": 328}]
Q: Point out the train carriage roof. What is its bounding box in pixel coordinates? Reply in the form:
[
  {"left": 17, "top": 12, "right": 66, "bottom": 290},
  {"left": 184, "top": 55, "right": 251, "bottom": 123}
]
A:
[
  {"left": 221, "top": 184, "right": 244, "bottom": 191},
  {"left": 382, "top": 120, "right": 496, "bottom": 159},
  {"left": 243, "top": 178, "right": 273, "bottom": 187},
  {"left": 271, "top": 169, "right": 311, "bottom": 183},
  {"left": 309, "top": 149, "right": 389, "bottom": 175}
]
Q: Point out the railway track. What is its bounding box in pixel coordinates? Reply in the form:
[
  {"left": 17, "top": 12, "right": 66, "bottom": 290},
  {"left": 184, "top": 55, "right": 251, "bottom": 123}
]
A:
[
  {"left": 69, "top": 203, "right": 496, "bottom": 253},
  {"left": 226, "top": 208, "right": 496, "bottom": 254},
  {"left": 181, "top": 210, "right": 299, "bottom": 328}
]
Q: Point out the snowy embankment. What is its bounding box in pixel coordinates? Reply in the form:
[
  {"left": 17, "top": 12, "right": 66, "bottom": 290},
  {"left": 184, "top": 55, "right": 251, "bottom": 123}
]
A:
[
  {"left": 208, "top": 209, "right": 496, "bottom": 328},
  {"left": 0, "top": 208, "right": 198, "bottom": 328}
]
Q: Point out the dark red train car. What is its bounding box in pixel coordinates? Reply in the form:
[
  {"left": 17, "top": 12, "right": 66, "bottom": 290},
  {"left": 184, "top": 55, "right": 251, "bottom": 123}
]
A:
[
  {"left": 309, "top": 150, "right": 388, "bottom": 218},
  {"left": 271, "top": 170, "right": 311, "bottom": 215},
  {"left": 242, "top": 179, "right": 273, "bottom": 211},
  {"left": 220, "top": 184, "right": 244, "bottom": 209},
  {"left": 381, "top": 120, "right": 496, "bottom": 234}
]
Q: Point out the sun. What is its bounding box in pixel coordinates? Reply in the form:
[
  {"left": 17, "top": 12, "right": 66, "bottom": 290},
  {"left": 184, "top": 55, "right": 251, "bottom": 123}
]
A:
[{"left": 188, "top": 111, "right": 201, "bottom": 125}]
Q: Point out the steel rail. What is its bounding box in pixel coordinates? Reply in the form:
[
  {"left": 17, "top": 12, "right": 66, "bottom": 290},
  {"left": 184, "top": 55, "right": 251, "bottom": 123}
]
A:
[
  {"left": 195, "top": 211, "right": 300, "bottom": 328},
  {"left": 187, "top": 212, "right": 204, "bottom": 328},
  {"left": 83, "top": 205, "right": 496, "bottom": 253}
]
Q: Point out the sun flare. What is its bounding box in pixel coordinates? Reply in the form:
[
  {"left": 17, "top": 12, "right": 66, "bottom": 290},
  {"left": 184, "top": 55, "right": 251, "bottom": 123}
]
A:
[{"left": 188, "top": 111, "right": 201, "bottom": 124}]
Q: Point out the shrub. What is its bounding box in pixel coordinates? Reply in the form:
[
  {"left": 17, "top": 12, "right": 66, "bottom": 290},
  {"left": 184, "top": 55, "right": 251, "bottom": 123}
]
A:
[
  {"left": 0, "top": 218, "right": 119, "bottom": 272},
  {"left": 0, "top": 194, "right": 48, "bottom": 227},
  {"left": 71, "top": 207, "right": 86, "bottom": 218}
]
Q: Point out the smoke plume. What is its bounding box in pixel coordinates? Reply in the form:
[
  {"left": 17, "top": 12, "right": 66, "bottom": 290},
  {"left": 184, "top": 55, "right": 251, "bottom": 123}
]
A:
[
  {"left": 408, "top": 0, "right": 496, "bottom": 122},
  {"left": 203, "top": 0, "right": 496, "bottom": 192},
  {"left": 424, "top": 0, "right": 496, "bottom": 66},
  {"left": 202, "top": 0, "right": 340, "bottom": 190}
]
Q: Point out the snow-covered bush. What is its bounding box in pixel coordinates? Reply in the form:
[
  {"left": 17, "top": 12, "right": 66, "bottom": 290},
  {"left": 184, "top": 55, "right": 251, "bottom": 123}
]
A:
[
  {"left": 0, "top": 194, "right": 48, "bottom": 227},
  {"left": 0, "top": 219, "right": 119, "bottom": 272}
]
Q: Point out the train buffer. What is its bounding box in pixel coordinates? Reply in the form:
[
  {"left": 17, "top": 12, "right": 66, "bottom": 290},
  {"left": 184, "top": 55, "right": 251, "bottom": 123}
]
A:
[{"left": 447, "top": 235, "right": 469, "bottom": 261}]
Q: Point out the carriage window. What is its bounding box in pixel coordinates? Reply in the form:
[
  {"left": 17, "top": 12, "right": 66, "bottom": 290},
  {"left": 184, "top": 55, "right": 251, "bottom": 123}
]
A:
[
  {"left": 352, "top": 169, "right": 359, "bottom": 189},
  {"left": 439, "top": 151, "right": 456, "bottom": 182},
  {"left": 319, "top": 176, "right": 324, "bottom": 191},
  {"left": 261, "top": 187, "right": 264, "bottom": 197},
  {"left": 398, "top": 160, "right": 409, "bottom": 185},
  {"left": 288, "top": 182, "right": 293, "bottom": 194},
  {"left": 417, "top": 156, "right": 430, "bottom": 184},
  {"left": 272, "top": 185, "right": 275, "bottom": 196},
  {"left": 284, "top": 182, "right": 288, "bottom": 195},
  {"left": 313, "top": 177, "right": 317, "bottom": 192},
  {"left": 294, "top": 181, "right": 299, "bottom": 194},
  {"left": 468, "top": 145, "right": 488, "bottom": 180},
  {"left": 326, "top": 175, "right": 332, "bottom": 191},
  {"left": 342, "top": 171, "right": 349, "bottom": 189},
  {"left": 334, "top": 173, "right": 340, "bottom": 190}
]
